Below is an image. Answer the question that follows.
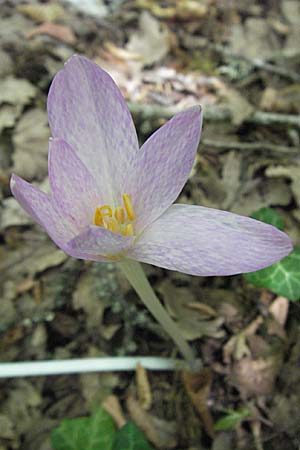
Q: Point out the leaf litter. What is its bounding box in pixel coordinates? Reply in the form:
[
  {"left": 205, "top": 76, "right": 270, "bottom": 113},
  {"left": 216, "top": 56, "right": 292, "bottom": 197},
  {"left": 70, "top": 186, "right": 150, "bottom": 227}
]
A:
[{"left": 0, "top": 0, "right": 300, "bottom": 449}]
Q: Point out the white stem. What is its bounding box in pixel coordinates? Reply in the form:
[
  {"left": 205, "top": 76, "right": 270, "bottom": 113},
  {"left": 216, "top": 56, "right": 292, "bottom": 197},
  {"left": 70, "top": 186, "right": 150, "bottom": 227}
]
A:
[
  {"left": 118, "top": 259, "right": 197, "bottom": 367},
  {"left": 0, "top": 357, "right": 188, "bottom": 378}
]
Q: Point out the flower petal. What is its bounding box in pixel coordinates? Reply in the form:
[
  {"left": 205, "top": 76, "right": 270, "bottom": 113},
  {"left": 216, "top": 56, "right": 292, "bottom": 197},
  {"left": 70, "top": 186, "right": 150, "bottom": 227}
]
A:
[
  {"left": 128, "top": 204, "right": 293, "bottom": 276},
  {"left": 68, "top": 225, "right": 134, "bottom": 260},
  {"left": 49, "top": 138, "right": 102, "bottom": 232},
  {"left": 47, "top": 55, "right": 139, "bottom": 204},
  {"left": 10, "top": 174, "right": 74, "bottom": 245},
  {"left": 124, "top": 106, "right": 202, "bottom": 230}
]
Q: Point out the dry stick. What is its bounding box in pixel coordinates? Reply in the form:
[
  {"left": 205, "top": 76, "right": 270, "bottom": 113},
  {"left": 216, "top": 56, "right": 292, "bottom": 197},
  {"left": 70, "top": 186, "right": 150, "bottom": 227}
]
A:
[
  {"left": 202, "top": 139, "right": 299, "bottom": 156},
  {"left": 128, "top": 102, "right": 300, "bottom": 130}
]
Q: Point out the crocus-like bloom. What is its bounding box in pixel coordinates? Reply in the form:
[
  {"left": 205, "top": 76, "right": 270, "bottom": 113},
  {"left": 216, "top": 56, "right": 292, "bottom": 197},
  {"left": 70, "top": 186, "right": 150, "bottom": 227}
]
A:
[{"left": 11, "top": 56, "right": 292, "bottom": 276}]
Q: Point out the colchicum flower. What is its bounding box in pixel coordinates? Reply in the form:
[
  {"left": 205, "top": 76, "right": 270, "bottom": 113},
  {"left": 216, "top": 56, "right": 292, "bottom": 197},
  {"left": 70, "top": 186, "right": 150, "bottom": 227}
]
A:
[{"left": 11, "top": 56, "right": 292, "bottom": 276}]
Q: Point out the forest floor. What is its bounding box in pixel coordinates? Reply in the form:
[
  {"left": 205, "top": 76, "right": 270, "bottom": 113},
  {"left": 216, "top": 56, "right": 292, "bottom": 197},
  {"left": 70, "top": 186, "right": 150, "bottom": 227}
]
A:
[{"left": 0, "top": 0, "right": 300, "bottom": 449}]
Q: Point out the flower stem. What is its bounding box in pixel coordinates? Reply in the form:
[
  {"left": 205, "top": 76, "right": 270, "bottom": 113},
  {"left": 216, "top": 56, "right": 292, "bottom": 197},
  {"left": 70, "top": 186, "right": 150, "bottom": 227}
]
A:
[
  {"left": 118, "top": 259, "right": 197, "bottom": 368},
  {"left": 0, "top": 357, "right": 186, "bottom": 378}
]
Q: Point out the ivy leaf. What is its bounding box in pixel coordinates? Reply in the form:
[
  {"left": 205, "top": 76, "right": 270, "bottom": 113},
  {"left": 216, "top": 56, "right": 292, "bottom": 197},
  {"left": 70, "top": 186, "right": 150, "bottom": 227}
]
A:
[
  {"left": 245, "top": 207, "right": 300, "bottom": 301},
  {"left": 112, "top": 422, "right": 154, "bottom": 450},
  {"left": 214, "top": 408, "right": 252, "bottom": 431},
  {"left": 51, "top": 407, "right": 116, "bottom": 450},
  {"left": 245, "top": 247, "right": 300, "bottom": 301},
  {"left": 250, "top": 207, "right": 284, "bottom": 230}
]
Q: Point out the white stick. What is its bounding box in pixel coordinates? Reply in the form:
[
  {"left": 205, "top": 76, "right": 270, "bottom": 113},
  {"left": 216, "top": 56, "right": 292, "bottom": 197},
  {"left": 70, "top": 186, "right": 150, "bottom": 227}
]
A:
[{"left": 0, "top": 357, "right": 192, "bottom": 378}]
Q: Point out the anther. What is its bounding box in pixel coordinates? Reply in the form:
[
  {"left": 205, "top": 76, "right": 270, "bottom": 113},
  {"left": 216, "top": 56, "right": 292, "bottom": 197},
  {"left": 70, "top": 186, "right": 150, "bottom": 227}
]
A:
[
  {"left": 94, "top": 208, "right": 104, "bottom": 226},
  {"left": 114, "top": 207, "right": 125, "bottom": 224},
  {"left": 122, "top": 194, "right": 135, "bottom": 221},
  {"left": 99, "top": 205, "right": 112, "bottom": 217},
  {"left": 124, "top": 223, "right": 134, "bottom": 236}
]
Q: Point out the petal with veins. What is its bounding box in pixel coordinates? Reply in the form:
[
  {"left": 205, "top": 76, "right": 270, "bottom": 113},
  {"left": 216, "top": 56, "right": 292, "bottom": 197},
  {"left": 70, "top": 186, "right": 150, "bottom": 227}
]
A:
[
  {"left": 124, "top": 106, "right": 202, "bottom": 230},
  {"left": 128, "top": 204, "right": 293, "bottom": 276},
  {"left": 47, "top": 55, "right": 139, "bottom": 204},
  {"left": 10, "top": 174, "right": 74, "bottom": 245},
  {"left": 49, "top": 138, "right": 101, "bottom": 231},
  {"left": 68, "top": 225, "right": 134, "bottom": 260}
]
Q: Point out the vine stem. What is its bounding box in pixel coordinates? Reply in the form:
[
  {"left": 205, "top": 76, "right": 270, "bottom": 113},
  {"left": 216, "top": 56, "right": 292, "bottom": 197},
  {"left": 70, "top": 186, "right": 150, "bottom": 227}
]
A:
[{"left": 118, "top": 259, "right": 197, "bottom": 368}]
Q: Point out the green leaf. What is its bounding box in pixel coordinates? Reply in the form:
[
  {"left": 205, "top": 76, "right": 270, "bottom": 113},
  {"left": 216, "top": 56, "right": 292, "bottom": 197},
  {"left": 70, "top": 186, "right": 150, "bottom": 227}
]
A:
[
  {"left": 214, "top": 408, "right": 252, "bottom": 431},
  {"left": 250, "top": 207, "right": 284, "bottom": 230},
  {"left": 245, "top": 247, "right": 300, "bottom": 301},
  {"left": 51, "top": 407, "right": 117, "bottom": 450},
  {"left": 112, "top": 422, "right": 154, "bottom": 450}
]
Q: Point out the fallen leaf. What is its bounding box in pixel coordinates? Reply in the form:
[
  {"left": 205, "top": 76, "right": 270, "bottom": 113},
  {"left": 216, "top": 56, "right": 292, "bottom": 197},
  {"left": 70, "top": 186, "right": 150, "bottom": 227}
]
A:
[
  {"left": 266, "top": 164, "right": 300, "bottom": 206},
  {"left": 12, "top": 109, "right": 50, "bottom": 180},
  {"left": 269, "top": 296, "right": 289, "bottom": 327},
  {"left": 182, "top": 369, "right": 214, "bottom": 438},
  {"left": 103, "top": 395, "right": 126, "bottom": 428},
  {"left": 126, "top": 12, "right": 170, "bottom": 67},
  {"left": 136, "top": 363, "right": 152, "bottom": 410},
  {"left": 228, "top": 18, "right": 280, "bottom": 59},
  {"left": 219, "top": 87, "right": 254, "bottom": 126},
  {"left": 232, "top": 354, "right": 282, "bottom": 397},
  {"left": 27, "top": 22, "right": 76, "bottom": 45},
  {"left": 17, "top": 3, "right": 65, "bottom": 22},
  {"left": 158, "top": 280, "right": 225, "bottom": 340},
  {"left": 0, "top": 105, "right": 22, "bottom": 133},
  {"left": 64, "top": 0, "right": 108, "bottom": 17},
  {"left": 0, "top": 77, "right": 36, "bottom": 106},
  {"left": 73, "top": 271, "right": 107, "bottom": 330},
  {"left": 126, "top": 395, "right": 177, "bottom": 449}
]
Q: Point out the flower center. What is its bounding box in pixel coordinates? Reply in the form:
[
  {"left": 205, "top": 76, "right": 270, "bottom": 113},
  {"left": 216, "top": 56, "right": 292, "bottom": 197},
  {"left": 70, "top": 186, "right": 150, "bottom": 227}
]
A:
[{"left": 94, "top": 194, "right": 135, "bottom": 236}]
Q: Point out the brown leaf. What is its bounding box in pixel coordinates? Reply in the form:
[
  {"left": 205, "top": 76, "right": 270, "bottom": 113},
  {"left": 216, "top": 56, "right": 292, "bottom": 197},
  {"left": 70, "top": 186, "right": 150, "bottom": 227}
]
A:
[
  {"left": 136, "top": 363, "right": 152, "bottom": 410},
  {"left": 126, "top": 395, "right": 177, "bottom": 449},
  {"left": 103, "top": 395, "right": 126, "bottom": 428},
  {"left": 232, "top": 354, "right": 282, "bottom": 396},
  {"left": 182, "top": 369, "right": 214, "bottom": 438},
  {"left": 27, "top": 22, "right": 76, "bottom": 45}
]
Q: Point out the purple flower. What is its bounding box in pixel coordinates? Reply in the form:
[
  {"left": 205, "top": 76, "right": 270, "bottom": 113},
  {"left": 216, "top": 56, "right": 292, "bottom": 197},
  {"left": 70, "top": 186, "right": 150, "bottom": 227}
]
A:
[{"left": 10, "top": 56, "right": 292, "bottom": 276}]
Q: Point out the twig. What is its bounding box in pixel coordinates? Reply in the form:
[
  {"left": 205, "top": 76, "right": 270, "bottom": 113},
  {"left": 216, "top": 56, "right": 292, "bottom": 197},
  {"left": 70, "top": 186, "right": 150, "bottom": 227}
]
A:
[
  {"left": 128, "top": 102, "right": 300, "bottom": 130},
  {"left": 202, "top": 139, "right": 299, "bottom": 156},
  {"left": 0, "top": 357, "right": 194, "bottom": 378},
  {"left": 128, "top": 102, "right": 231, "bottom": 122},
  {"left": 248, "top": 111, "right": 300, "bottom": 129}
]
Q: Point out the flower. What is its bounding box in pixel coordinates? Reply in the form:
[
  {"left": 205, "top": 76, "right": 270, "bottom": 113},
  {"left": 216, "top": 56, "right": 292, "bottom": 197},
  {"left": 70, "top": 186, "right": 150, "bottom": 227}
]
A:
[{"left": 10, "top": 55, "right": 292, "bottom": 276}]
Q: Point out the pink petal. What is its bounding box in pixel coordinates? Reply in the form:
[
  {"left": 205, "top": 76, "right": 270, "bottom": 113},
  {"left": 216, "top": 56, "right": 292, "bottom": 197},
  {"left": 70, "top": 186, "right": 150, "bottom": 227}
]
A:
[
  {"left": 48, "top": 138, "right": 102, "bottom": 232},
  {"left": 123, "top": 106, "right": 202, "bottom": 231},
  {"left": 68, "top": 225, "right": 134, "bottom": 260},
  {"left": 128, "top": 204, "right": 293, "bottom": 276},
  {"left": 10, "top": 174, "right": 74, "bottom": 245},
  {"left": 47, "top": 55, "right": 139, "bottom": 204}
]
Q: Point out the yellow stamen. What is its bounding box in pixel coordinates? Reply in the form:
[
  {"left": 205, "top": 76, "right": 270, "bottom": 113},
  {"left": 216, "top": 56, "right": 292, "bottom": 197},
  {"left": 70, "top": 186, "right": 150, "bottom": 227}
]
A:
[
  {"left": 123, "top": 194, "right": 135, "bottom": 221},
  {"left": 106, "top": 219, "right": 117, "bottom": 233},
  {"left": 99, "top": 205, "right": 112, "bottom": 217},
  {"left": 114, "top": 206, "right": 125, "bottom": 224},
  {"left": 94, "top": 207, "right": 104, "bottom": 226},
  {"left": 124, "top": 223, "right": 134, "bottom": 236}
]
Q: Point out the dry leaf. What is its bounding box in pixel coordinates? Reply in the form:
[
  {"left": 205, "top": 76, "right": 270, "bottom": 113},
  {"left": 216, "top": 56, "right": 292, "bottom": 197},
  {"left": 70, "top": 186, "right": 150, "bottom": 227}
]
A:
[
  {"left": 266, "top": 164, "right": 300, "bottom": 206},
  {"left": 27, "top": 22, "right": 76, "bottom": 45},
  {"left": 232, "top": 354, "right": 282, "bottom": 396},
  {"left": 182, "top": 369, "right": 214, "bottom": 438},
  {"left": 73, "top": 271, "right": 106, "bottom": 329},
  {"left": 0, "top": 77, "right": 36, "bottom": 106},
  {"left": 126, "top": 11, "right": 170, "bottom": 67},
  {"left": 12, "top": 109, "right": 50, "bottom": 180},
  {"left": 126, "top": 395, "right": 177, "bottom": 449},
  {"left": 17, "top": 3, "right": 65, "bottom": 22},
  {"left": 269, "top": 296, "right": 289, "bottom": 327},
  {"left": 103, "top": 395, "right": 126, "bottom": 428},
  {"left": 136, "top": 363, "right": 152, "bottom": 410}
]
